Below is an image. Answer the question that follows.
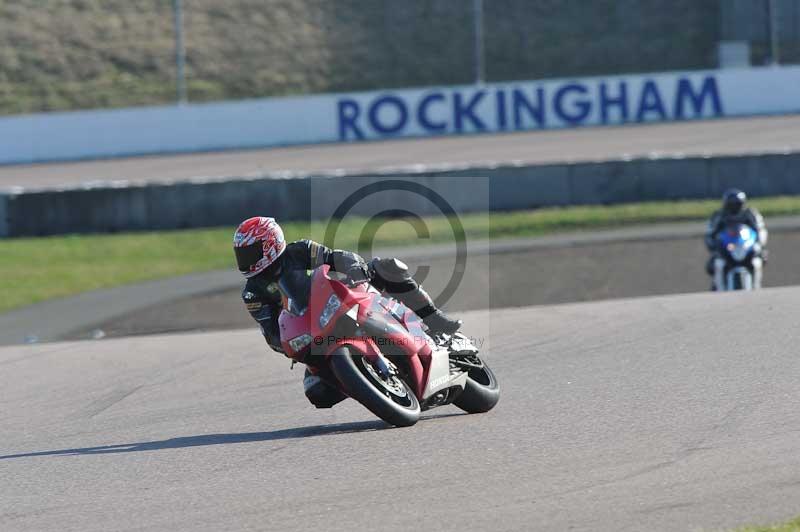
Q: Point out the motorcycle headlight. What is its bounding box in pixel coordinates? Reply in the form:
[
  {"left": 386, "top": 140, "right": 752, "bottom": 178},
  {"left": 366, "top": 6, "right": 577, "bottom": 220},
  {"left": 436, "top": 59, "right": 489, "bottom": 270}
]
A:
[
  {"left": 288, "top": 334, "right": 313, "bottom": 353},
  {"left": 319, "top": 294, "right": 341, "bottom": 328}
]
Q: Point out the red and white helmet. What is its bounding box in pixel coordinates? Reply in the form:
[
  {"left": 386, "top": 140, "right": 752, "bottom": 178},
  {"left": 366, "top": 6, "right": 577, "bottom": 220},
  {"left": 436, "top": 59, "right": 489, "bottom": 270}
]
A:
[{"left": 233, "top": 217, "right": 287, "bottom": 278}]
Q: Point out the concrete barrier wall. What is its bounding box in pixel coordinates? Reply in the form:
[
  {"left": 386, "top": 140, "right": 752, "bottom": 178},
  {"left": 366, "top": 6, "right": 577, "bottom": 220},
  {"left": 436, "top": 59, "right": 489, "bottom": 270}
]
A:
[
  {"left": 3, "top": 152, "right": 800, "bottom": 237},
  {"left": 428, "top": 153, "right": 800, "bottom": 204},
  {"left": 2, "top": 66, "right": 800, "bottom": 165},
  {"left": 0, "top": 194, "right": 8, "bottom": 237}
]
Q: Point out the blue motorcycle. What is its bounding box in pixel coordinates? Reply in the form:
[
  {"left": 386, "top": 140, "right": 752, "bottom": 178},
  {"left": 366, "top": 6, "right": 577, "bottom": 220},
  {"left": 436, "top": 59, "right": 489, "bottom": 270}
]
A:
[{"left": 715, "top": 223, "right": 762, "bottom": 291}]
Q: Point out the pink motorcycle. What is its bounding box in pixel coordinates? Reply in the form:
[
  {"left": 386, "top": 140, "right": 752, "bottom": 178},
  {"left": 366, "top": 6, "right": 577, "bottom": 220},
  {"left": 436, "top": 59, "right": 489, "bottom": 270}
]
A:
[{"left": 278, "top": 265, "right": 499, "bottom": 427}]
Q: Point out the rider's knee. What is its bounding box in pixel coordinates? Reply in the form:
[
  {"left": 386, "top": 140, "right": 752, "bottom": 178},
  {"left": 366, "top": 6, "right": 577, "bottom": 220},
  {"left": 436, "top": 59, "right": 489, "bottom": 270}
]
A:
[{"left": 369, "top": 257, "right": 416, "bottom": 292}]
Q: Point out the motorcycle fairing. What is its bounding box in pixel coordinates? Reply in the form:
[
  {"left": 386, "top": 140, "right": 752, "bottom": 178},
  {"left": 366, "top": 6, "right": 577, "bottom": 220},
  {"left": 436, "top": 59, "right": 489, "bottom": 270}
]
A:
[
  {"left": 278, "top": 265, "right": 466, "bottom": 402},
  {"left": 719, "top": 224, "right": 757, "bottom": 265},
  {"left": 727, "top": 267, "right": 753, "bottom": 290}
]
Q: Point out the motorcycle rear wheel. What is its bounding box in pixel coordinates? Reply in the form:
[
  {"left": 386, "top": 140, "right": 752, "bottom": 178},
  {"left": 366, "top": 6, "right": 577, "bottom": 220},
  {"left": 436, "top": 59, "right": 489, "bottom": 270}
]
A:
[
  {"left": 329, "top": 346, "right": 420, "bottom": 427},
  {"left": 453, "top": 362, "right": 500, "bottom": 414}
]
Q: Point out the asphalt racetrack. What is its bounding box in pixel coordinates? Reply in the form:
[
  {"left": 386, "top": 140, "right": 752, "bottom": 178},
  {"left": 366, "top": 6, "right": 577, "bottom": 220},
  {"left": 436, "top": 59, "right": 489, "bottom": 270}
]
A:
[
  {"left": 4, "top": 115, "right": 800, "bottom": 531},
  {"left": 2, "top": 114, "right": 800, "bottom": 189},
  {"left": 3, "top": 287, "right": 800, "bottom": 531}
]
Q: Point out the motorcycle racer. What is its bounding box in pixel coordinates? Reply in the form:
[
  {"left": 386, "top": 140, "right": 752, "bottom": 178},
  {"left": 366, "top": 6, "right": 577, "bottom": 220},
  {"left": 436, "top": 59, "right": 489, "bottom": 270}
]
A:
[
  {"left": 704, "top": 188, "right": 768, "bottom": 290},
  {"left": 233, "top": 216, "right": 462, "bottom": 408}
]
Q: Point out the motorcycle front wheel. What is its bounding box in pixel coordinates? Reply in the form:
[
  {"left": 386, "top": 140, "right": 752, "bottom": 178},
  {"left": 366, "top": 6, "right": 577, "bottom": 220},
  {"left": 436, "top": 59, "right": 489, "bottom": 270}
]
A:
[{"left": 329, "top": 346, "right": 420, "bottom": 427}]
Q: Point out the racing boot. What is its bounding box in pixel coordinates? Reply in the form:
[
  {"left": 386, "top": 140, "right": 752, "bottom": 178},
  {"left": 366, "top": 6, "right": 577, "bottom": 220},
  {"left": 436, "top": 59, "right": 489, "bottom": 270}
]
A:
[
  {"left": 419, "top": 307, "right": 462, "bottom": 336},
  {"left": 369, "top": 258, "right": 462, "bottom": 336},
  {"left": 303, "top": 368, "right": 346, "bottom": 409}
]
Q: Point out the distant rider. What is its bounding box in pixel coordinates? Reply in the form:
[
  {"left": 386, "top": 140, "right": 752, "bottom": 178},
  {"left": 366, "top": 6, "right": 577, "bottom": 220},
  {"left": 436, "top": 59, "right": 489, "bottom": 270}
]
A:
[
  {"left": 233, "top": 216, "right": 462, "bottom": 408},
  {"left": 704, "top": 188, "right": 768, "bottom": 290}
]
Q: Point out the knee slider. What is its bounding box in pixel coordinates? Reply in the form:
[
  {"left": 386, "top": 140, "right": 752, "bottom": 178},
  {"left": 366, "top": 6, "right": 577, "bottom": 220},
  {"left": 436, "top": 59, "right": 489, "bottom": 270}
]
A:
[{"left": 304, "top": 374, "right": 346, "bottom": 409}]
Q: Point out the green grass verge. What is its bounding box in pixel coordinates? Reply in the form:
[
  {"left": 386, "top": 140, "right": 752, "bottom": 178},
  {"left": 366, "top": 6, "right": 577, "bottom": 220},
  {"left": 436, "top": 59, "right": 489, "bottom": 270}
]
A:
[
  {"left": 2, "top": 196, "right": 800, "bottom": 314},
  {"left": 736, "top": 516, "right": 800, "bottom": 532}
]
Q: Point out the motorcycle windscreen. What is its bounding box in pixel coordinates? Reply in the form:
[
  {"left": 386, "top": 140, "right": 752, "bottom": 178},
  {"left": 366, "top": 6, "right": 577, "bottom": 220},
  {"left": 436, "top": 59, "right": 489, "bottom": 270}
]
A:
[{"left": 277, "top": 269, "right": 313, "bottom": 316}]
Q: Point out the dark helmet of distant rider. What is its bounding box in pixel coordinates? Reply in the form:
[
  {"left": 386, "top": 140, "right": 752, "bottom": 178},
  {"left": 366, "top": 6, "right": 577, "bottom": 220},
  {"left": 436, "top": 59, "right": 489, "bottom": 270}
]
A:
[{"left": 722, "top": 188, "right": 747, "bottom": 216}]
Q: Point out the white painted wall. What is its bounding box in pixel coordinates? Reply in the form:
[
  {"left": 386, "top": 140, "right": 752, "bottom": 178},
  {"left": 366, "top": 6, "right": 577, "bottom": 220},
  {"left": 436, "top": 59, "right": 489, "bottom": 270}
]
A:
[{"left": 1, "top": 66, "right": 799, "bottom": 165}]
